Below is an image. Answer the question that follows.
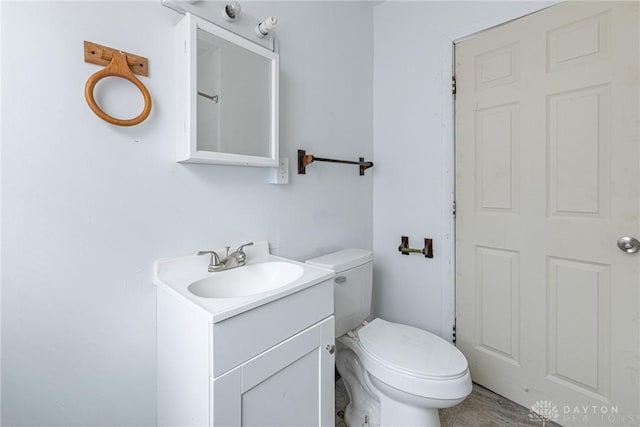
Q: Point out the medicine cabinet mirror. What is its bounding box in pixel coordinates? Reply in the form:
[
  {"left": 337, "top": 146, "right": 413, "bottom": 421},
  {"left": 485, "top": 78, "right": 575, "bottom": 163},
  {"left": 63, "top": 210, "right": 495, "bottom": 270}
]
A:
[{"left": 175, "top": 13, "right": 279, "bottom": 167}]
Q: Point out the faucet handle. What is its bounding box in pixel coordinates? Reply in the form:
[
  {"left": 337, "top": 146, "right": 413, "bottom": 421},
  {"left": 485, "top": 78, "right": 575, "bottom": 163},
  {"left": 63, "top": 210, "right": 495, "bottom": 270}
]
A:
[
  {"left": 197, "top": 250, "right": 222, "bottom": 266},
  {"left": 237, "top": 242, "right": 254, "bottom": 252},
  {"left": 235, "top": 242, "right": 254, "bottom": 264}
]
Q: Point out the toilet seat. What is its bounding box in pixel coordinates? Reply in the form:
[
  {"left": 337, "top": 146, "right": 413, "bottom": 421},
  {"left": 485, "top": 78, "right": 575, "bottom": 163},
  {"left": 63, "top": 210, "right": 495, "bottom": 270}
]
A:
[
  {"left": 339, "top": 318, "right": 471, "bottom": 400},
  {"left": 358, "top": 318, "right": 468, "bottom": 380}
]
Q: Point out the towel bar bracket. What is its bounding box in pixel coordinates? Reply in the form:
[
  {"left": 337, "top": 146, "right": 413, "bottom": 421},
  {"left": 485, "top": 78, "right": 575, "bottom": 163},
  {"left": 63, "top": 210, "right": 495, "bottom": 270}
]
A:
[{"left": 84, "top": 41, "right": 148, "bottom": 76}]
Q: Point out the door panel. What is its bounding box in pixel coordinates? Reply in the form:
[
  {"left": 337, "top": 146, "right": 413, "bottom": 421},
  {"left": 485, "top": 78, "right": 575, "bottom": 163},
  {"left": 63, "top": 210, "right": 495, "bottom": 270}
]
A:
[
  {"left": 455, "top": 2, "right": 639, "bottom": 424},
  {"left": 475, "top": 246, "right": 520, "bottom": 364}
]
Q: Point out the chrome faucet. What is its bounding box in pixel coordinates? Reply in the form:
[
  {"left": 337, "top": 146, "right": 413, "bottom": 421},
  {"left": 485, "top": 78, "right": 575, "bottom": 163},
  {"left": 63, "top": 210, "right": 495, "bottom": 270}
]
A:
[{"left": 197, "top": 242, "right": 254, "bottom": 272}]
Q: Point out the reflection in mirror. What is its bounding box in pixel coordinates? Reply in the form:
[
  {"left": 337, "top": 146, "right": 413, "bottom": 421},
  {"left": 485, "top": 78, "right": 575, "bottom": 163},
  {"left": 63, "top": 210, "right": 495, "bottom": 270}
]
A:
[{"left": 196, "top": 29, "right": 271, "bottom": 158}]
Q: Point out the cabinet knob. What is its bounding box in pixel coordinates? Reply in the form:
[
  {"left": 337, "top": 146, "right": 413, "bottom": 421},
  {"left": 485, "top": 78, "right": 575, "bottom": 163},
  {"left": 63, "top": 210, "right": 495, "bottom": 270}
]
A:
[{"left": 325, "top": 344, "right": 336, "bottom": 355}]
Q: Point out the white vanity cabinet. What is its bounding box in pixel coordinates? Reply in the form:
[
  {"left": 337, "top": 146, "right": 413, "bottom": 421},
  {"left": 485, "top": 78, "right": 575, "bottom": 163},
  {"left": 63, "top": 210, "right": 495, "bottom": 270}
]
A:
[{"left": 157, "top": 278, "right": 335, "bottom": 427}]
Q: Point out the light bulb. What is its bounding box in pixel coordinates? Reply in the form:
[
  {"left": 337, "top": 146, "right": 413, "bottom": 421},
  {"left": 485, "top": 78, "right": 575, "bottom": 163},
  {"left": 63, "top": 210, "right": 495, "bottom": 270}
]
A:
[
  {"left": 255, "top": 16, "right": 278, "bottom": 38},
  {"left": 221, "top": 1, "right": 241, "bottom": 22}
]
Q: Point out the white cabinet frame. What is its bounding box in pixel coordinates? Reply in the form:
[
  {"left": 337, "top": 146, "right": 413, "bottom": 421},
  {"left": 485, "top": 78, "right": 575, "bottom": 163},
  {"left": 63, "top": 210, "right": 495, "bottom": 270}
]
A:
[{"left": 175, "top": 13, "right": 279, "bottom": 167}]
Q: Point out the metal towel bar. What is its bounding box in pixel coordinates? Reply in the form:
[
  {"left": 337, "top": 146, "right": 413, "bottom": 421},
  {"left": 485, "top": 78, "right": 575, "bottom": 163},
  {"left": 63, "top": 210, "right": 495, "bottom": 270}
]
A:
[{"left": 297, "top": 149, "right": 373, "bottom": 176}]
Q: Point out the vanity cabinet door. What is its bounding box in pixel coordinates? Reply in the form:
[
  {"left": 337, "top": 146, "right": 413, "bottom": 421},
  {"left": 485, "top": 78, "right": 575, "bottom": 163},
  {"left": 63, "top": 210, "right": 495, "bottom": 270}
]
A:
[{"left": 212, "top": 316, "right": 335, "bottom": 426}]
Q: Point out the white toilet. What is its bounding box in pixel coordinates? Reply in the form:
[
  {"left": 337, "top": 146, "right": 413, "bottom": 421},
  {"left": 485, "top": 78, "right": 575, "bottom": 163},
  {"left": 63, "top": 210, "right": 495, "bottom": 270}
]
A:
[{"left": 306, "top": 249, "right": 472, "bottom": 427}]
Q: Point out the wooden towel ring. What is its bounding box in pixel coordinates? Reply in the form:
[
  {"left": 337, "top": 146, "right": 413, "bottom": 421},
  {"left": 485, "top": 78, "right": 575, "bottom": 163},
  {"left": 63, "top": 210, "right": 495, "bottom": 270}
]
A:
[{"left": 84, "top": 51, "right": 152, "bottom": 127}]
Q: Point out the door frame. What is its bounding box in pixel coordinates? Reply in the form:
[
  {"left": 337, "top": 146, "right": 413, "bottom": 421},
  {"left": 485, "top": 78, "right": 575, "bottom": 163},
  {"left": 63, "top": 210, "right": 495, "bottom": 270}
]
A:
[{"left": 441, "top": 2, "right": 559, "bottom": 341}]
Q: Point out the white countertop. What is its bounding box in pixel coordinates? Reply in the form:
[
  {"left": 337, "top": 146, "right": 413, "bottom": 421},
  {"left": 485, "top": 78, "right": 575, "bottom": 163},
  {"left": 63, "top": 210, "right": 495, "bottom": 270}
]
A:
[{"left": 153, "top": 241, "right": 335, "bottom": 322}]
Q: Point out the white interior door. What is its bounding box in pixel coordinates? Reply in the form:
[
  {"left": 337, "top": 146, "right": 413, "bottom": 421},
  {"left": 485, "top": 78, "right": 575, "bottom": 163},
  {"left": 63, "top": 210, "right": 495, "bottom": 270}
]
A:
[{"left": 455, "top": 2, "right": 639, "bottom": 425}]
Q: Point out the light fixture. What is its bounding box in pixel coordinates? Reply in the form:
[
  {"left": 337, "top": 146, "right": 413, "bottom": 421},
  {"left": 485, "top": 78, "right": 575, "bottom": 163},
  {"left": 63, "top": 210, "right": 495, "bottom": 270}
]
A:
[
  {"left": 255, "top": 16, "right": 278, "bottom": 38},
  {"left": 221, "top": 1, "right": 241, "bottom": 22}
]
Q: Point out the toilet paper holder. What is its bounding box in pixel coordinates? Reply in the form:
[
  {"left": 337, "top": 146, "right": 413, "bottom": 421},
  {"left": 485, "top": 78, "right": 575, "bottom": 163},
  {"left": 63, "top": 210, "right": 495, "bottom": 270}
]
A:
[{"left": 398, "top": 236, "right": 433, "bottom": 258}]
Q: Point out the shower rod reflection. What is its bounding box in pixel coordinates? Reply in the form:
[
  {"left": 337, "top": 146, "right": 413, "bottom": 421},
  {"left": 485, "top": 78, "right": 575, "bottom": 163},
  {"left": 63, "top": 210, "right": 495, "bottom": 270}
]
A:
[{"left": 198, "top": 91, "right": 219, "bottom": 103}]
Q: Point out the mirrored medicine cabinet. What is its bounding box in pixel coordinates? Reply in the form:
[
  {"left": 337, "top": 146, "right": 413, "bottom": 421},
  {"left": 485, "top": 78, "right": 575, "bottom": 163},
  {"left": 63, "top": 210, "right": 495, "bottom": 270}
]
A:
[{"left": 175, "top": 13, "right": 279, "bottom": 167}]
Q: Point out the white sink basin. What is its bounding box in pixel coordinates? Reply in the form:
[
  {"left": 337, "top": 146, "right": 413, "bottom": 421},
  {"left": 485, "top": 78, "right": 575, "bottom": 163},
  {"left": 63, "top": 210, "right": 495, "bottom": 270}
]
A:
[
  {"left": 188, "top": 261, "right": 305, "bottom": 298},
  {"left": 154, "top": 241, "right": 335, "bottom": 322}
]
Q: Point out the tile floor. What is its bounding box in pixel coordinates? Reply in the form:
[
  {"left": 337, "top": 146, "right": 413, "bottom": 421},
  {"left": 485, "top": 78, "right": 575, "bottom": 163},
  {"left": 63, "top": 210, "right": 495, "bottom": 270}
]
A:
[{"left": 335, "top": 379, "right": 561, "bottom": 427}]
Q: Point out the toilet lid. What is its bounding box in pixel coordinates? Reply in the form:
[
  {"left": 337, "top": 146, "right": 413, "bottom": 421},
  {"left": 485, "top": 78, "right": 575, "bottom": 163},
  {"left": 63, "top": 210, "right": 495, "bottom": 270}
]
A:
[{"left": 358, "top": 318, "right": 468, "bottom": 379}]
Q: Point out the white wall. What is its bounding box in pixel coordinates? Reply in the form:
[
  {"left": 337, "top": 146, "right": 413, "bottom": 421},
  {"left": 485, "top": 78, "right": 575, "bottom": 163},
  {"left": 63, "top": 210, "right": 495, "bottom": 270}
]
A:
[
  {"left": 372, "top": 1, "right": 557, "bottom": 339},
  {"left": 1, "top": 2, "right": 373, "bottom": 425}
]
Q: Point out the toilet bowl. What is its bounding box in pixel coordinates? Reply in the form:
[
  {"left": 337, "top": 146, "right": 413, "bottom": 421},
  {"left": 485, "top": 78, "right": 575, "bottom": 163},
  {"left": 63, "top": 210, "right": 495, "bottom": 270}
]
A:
[
  {"left": 306, "top": 249, "right": 472, "bottom": 427},
  {"left": 337, "top": 319, "right": 471, "bottom": 427}
]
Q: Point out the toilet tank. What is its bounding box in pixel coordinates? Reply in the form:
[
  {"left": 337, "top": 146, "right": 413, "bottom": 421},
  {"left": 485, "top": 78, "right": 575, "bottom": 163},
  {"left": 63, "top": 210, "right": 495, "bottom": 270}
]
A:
[{"left": 306, "top": 249, "right": 373, "bottom": 337}]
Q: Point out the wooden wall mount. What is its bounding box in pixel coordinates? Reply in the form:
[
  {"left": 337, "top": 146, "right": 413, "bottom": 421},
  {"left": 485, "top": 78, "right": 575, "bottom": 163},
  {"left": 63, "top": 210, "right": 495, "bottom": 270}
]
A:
[{"left": 84, "top": 41, "right": 148, "bottom": 76}]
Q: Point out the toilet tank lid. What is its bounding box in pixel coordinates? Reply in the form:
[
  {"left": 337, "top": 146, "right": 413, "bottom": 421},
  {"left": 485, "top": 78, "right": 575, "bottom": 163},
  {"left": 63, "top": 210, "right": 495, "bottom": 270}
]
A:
[{"left": 306, "top": 248, "right": 372, "bottom": 272}]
